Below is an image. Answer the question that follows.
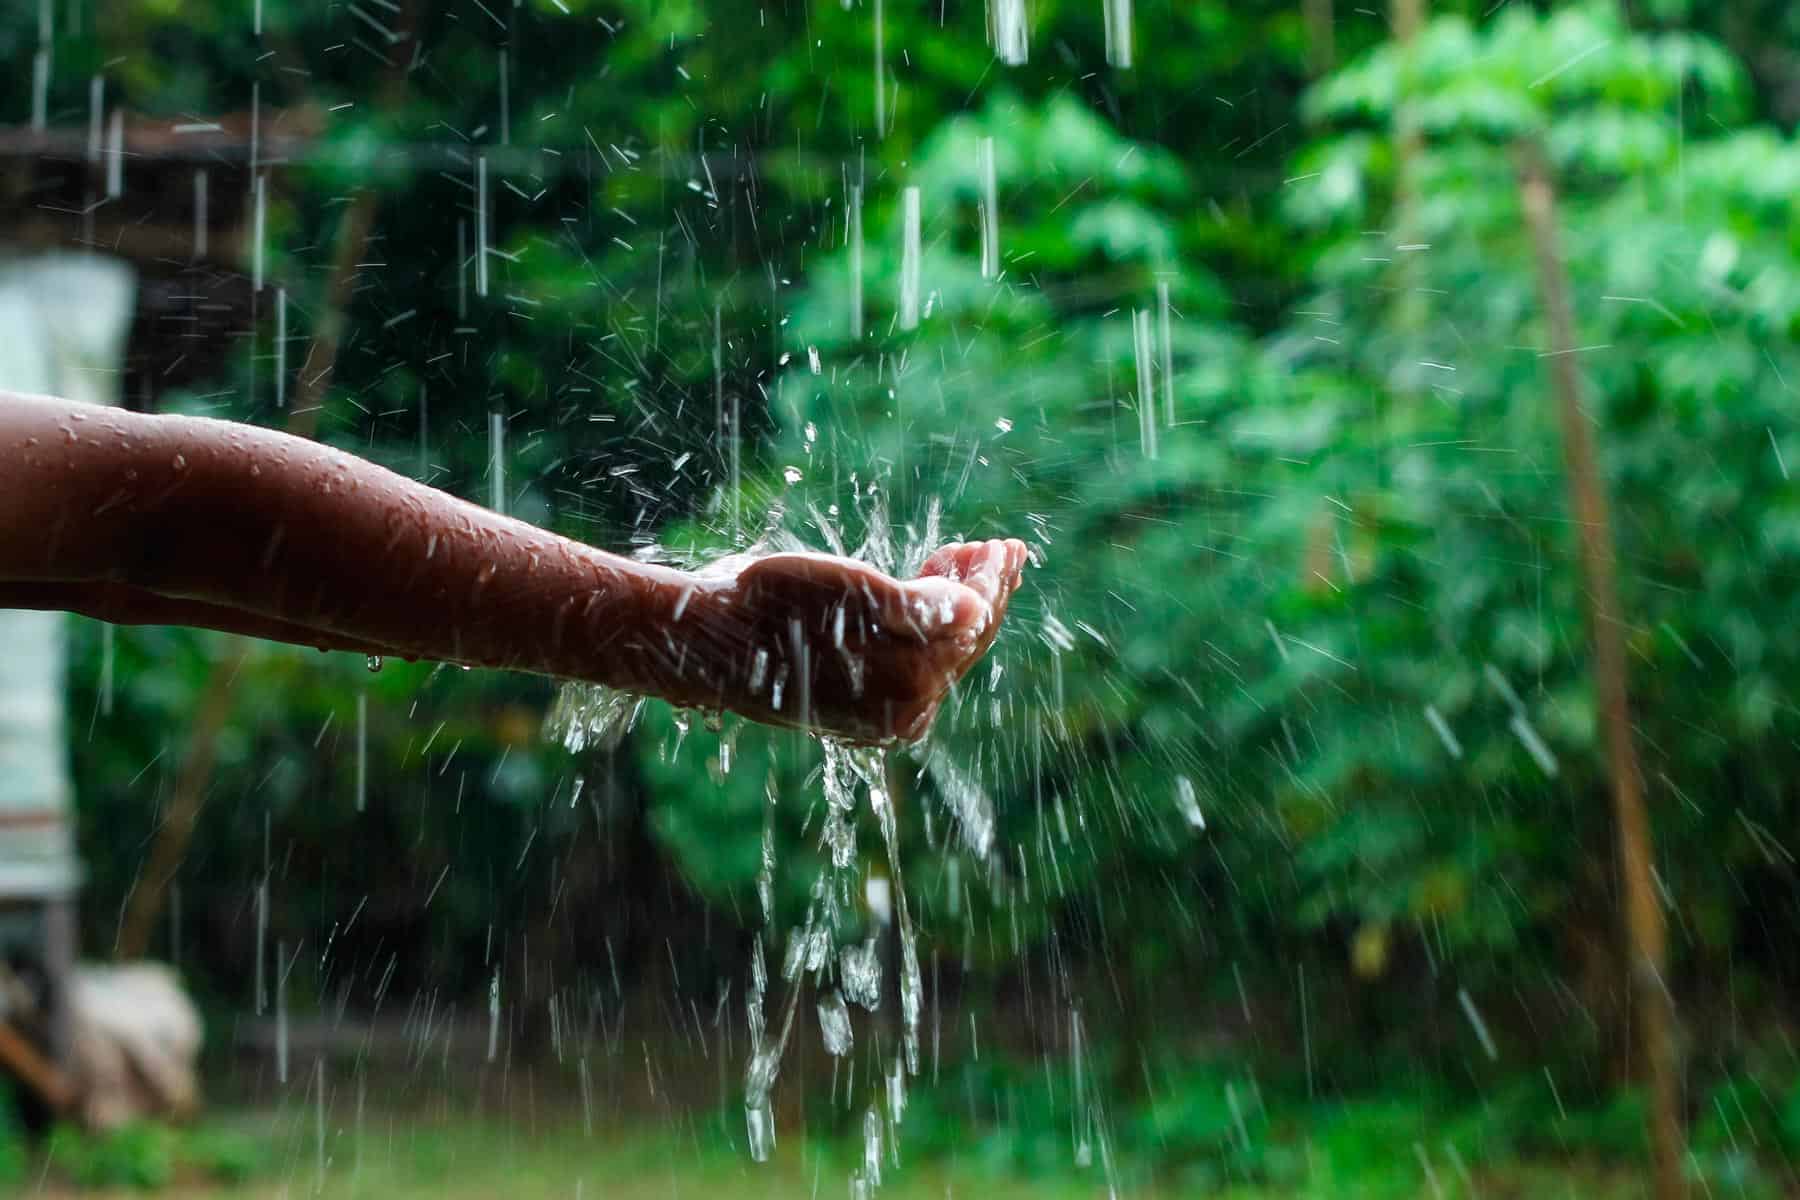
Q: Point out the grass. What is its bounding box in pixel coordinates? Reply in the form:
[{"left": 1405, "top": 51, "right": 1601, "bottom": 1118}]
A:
[
  {"left": 27, "top": 1111, "right": 1134, "bottom": 1199},
  {"left": 20, "top": 1108, "right": 1681, "bottom": 1200}
]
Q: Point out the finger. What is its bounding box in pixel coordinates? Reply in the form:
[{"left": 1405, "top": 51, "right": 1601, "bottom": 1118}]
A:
[
  {"left": 893, "top": 575, "right": 986, "bottom": 637},
  {"left": 952, "top": 540, "right": 1005, "bottom": 610},
  {"left": 918, "top": 541, "right": 967, "bottom": 581}
]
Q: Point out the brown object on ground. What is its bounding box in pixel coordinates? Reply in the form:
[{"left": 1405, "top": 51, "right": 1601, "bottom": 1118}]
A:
[{"left": 1517, "top": 141, "right": 1686, "bottom": 1200}]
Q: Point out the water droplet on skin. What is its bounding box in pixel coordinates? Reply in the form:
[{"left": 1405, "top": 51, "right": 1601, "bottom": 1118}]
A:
[
  {"left": 171, "top": 454, "right": 187, "bottom": 470},
  {"left": 366, "top": 655, "right": 383, "bottom": 673}
]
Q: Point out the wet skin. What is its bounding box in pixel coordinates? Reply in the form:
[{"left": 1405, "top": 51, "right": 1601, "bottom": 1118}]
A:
[{"left": 0, "top": 392, "right": 1026, "bottom": 743}]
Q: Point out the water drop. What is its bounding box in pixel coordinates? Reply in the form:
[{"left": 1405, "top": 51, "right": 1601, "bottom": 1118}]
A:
[
  {"left": 841, "top": 937, "right": 883, "bottom": 1010},
  {"left": 745, "top": 1100, "right": 775, "bottom": 1163},
  {"left": 817, "top": 989, "right": 852, "bottom": 1057},
  {"left": 365, "top": 654, "right": 383, "bottom": 673},
  {"left": 1174, "top": 775, "right": 1205, "bottom": 830}
]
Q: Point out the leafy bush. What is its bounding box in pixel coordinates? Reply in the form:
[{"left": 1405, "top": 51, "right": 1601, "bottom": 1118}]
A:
[
  {"left": 42, "top": 1120, "right": 272, "bottom": 1191},
  {"left": 47, "top": 1122, "right": 176, "bottom": 1190},
  {"left": 0, "top": 1083, "right": 26, "bottom": 1187}
]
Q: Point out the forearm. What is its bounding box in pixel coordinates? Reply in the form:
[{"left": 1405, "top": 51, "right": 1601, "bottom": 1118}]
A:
[
  {"left": 0, "top": 581, "right": 421, "bottom": 661},
  {"left": 0, "top": 392, "right": 710, "bottom": 697}
]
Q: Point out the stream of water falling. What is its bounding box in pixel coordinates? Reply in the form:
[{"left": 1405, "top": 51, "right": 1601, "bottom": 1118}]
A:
[{"left": 542, "top": 488, "right": 1013, "bottom": 1190}]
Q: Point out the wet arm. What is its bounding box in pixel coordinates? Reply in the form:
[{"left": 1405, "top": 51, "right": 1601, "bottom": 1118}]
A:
[{"left": 0, "top": 392, "right": 733, "bottom": 703}]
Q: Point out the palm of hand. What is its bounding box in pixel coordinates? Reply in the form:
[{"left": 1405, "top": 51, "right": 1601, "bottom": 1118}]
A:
[{"left": 721, "top": 539, "right": 1028, "bottom": 742}]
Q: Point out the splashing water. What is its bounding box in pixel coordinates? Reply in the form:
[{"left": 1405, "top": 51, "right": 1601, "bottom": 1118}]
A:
[{"left": 543, "top": 491, "right": 1000, "bottom": 1187}]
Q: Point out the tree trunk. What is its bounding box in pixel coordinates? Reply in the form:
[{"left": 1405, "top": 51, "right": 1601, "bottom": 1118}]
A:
[{"left": 1517, "top": 141, "right": 1685, "bottom": 1200}]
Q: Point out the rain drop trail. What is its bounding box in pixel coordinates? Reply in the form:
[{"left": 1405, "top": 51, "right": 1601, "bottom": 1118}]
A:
[
  {"left": 274, "top": 287, "right": 287, "bottom": 408},
  {"left": 1157, "top": 279, "right": 1173, "bottom": 425},
  {"left": 1424, "top": 704, "right": 1463, "bottom": 759},
  {"left": 253, "top": 174, "right": 267, "bottom": 291},
  {"left": 872, "top": 0, "right": 886, "bottom": 135},
  {"left": 991, "top": 0, "right": 1028, "bottom": 65},
  {"left": 978, "top": 136, "right": 999, "bottom": 279},
  {"left": 476, "top": 156, "right": 490, "bottom": 297},
  {"left": 899, "top": 186, "right": 921, "bottom": 330},
  {"left": 1458, "top": 987, "right": 1499, "bottom": 1060},
  {"left": 487, "top": 967, "right": 500, "bottom": 1062},
  {"left": 31, "top": 50, "right": 48, "bottom": 133},
  {"left": 192, "top": 170, "right": 208, "bottom": 260},
  {"left": 1104, "top": 0, "right": 1133, "bottom": 69},
  {"left": 254, "top": 874, "right": 268, "bottom": 1014},
  {"left": 105, "top": 108, "right": 123, "bottom": 198},
  {"left": 489, "top": 411, "right": 505, "bottom": 514},
  {"left": 1133, "top": 308, "right": 1157, "bottom": 458},
  {"left": 98, "top": 625, "right": 114, "bottom": 717},
  {"left": 86, "top": 76, "right": 102, "bottom": 165},
  {"left": 849, "top": 182, "right": 865, "bottom": 339},
  {"left": 276, "top": 938, "right": 289, "bottom": 1083}
]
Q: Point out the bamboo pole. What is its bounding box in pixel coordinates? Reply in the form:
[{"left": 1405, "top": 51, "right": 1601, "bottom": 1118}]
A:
[{"left": 1516, "top": 141, "right": 1685, "bottom": 1200}]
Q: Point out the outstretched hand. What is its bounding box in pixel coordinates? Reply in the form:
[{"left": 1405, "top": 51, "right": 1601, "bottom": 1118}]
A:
[{"left": 709, "top": 539, "right": 1028, "bottom": 742}]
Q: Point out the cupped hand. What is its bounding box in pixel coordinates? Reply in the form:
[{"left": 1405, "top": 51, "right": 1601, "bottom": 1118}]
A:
[{"left": 715, "top": 538, "right": 1028, "bottom": 742}]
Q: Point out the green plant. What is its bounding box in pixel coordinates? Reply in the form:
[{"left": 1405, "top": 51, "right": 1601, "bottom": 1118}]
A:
[
  {"left": 0, "top": 1082, "right": 26, "bottom": 1187},
  {"left": 47, "top": 1121, "right": 176, "bottom": 1190}
]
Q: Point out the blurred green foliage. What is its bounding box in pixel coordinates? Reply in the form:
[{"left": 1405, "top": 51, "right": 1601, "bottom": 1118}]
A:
[{"left": 41, "top": 1118, "right": 268, "bottom": 1190}]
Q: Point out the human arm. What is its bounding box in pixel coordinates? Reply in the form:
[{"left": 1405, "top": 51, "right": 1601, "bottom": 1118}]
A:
[{"left": 0, "top": 392, "right": 1025, "bottom": 741}]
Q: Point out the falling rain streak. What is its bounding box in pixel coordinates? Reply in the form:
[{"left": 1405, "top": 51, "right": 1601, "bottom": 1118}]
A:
[
  {"left": 31, "top": 51, "right": 48, "bottom": 132},
  {"left": 872, "top": 0, "right": 886, "bottom": 136},
  {"left": 476, "top": 155, "right": 490, "bottom": 297},
  {"left": 991, "top": 0, "right": 1028, "bottom": 65},
  {"left": 105, "top": 107, "right": 122, "bottom": 198},
  {"left": 1103, "top": 0, "right": 1133, "bottom": 68},
  {"left": 193, "top": 169, "right": 208, "bottom": 259},
  {"left": 253, "top": 173, "right": 267, "bottom": 291},
  {"left": 1156, "top": 279, "right": 1174, "bottom": 425},
  {"left": 1133, "top": 308, "right": 1157, "bottom": 458},
  {"left": 273, "top": 287, "right": 287, "bottom": 408},
  {"left": 489, "top": 411, "right": 505, "bottom": 514},
  {"left": 849, "top": 183, "right": 865, "bottom": 339},
  {"left": 899, "top": 186, "right": 921, "bottom": 330},
  {"left": 978, "top": 136, "right": 1000, "bottom": 279}
]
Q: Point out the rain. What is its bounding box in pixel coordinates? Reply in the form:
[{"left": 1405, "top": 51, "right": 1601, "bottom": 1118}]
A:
[{"left": 0, "top": 3, "right": 1792, "bottom": 1200}]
